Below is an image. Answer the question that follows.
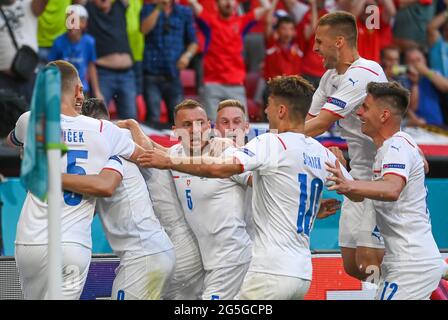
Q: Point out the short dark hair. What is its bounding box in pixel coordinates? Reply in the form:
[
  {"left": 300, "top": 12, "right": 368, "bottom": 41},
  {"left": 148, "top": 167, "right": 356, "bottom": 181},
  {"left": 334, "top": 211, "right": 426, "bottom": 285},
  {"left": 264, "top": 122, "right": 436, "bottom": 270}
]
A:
[
  {"left": 174, "top": 99, "right": 205, "bottom": 117},
  {"left": 81, "top": 98, "right": 109, "bottom": 120},
  {"left": 46, "top": 60, "right": 79, "bottom": 94},
  {"left": 366, "top": 82, "right": 410, "bottom": 116},
  {"left": 275, "top": 15, "right": 294, "bottom": 29},
  {"left": 267, "top": 75, "right": 315, "bottom": 121},
  {"left": 317, "top": 11, "right": 358, "bottom": 48}
]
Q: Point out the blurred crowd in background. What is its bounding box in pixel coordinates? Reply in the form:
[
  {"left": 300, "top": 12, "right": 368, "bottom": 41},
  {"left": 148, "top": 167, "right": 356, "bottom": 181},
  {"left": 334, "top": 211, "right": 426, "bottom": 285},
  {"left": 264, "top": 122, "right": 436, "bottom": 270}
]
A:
[{"left": 1, "top": 0, "right": 448, "bottom": 130}]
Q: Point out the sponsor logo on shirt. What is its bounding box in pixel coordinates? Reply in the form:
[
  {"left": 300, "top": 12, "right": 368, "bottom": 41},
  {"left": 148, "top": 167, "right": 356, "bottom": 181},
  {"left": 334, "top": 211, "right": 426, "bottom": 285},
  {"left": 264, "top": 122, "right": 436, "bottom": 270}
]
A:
[
  {"left": 240, "top": 148, "right": 255, "bottom": 157},
  {"left": 371, "top": 226, "right": 382, "bottom": 242},
  {"left": 332, "top": 84, "right": 338, "bottom": 90},
  {"left": 327, "top": 97, "right": 347, "bottom": 109},
  {"left": 348, "top": 78, "right": 359, "bottom": 86},
  {"left": 390, "top": 145, "right": 401, "bottom": 152},
  {"left": 383, "top": 163, "right": 405, "bottom": 169}
]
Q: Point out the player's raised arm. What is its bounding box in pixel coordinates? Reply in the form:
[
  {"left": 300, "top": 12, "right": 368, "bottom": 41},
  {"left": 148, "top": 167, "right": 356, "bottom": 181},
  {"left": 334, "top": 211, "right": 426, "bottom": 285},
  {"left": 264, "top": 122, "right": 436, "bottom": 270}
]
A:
[
  {"left": 137, "top": 149, "right": 244, "bottom": 179},
  {"left": 326, "top": 160, "right": 405, "bottom": 202}
]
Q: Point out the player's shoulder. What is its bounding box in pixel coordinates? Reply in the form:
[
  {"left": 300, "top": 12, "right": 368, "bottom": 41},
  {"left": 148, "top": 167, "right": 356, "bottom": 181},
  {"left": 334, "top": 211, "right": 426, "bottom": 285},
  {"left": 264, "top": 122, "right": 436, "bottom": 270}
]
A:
[
  {"left": 16, "top": 110, "right": 31, "bottom": 124},
  {"left": 383, "top": 132, "right": 417, "bottom": 154},
  {"left": 346, "top": 57, "right": 386, "bottom": 80},
  {"left": 319, "top": 69, "right": 337, "bottom": 85}
]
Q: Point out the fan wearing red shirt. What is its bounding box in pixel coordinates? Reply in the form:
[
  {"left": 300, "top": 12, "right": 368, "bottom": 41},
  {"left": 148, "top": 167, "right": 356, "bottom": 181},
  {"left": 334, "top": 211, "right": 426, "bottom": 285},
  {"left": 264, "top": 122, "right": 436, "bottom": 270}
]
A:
[
  {"left": 262, "top": 15, "right": 302, "bottom": 111},
  {"left": 350, "top": 0, "right": 396, "bottom": 63},
  {"left": 296, "top": 0, "right": 328, "bottom": 89},
  {"left": 187, "top": 0, "right": 271, "bottom": 121}
]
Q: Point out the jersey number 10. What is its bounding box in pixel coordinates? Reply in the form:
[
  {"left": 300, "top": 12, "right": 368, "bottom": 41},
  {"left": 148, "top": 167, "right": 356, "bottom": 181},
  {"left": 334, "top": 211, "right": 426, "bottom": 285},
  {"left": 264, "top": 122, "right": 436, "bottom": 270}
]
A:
[{"left": 297, "top": 174, "right": 323, "bottom": 236}]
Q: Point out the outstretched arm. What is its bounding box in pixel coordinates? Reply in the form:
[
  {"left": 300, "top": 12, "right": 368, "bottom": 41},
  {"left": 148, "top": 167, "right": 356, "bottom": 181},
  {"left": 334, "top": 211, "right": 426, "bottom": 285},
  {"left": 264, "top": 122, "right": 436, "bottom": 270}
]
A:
[{"left": 137, "top": 149, "right": 244, "bottom": 178}]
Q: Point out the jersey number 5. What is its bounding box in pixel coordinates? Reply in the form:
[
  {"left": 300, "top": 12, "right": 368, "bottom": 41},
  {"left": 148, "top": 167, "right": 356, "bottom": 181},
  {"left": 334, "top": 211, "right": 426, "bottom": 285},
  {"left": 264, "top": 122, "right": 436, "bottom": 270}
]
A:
[
  {"left": 64, "top": 150, "right": 88, "bottom": 206},
  {"left": 185, "top": 189, "right": 193, "bottom": 210},
  {"left": 297, "top": 174, "right": 323, "bottom": 236}
]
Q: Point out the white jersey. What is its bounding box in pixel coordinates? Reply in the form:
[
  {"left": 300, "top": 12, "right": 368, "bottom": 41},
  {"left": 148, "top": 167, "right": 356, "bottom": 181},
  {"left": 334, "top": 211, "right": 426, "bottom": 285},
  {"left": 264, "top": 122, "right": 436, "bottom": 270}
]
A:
[
  {"left": 15, "top": 113, "right": 136, "bottom": 249},
  {"left": 309, "top": 57, "right": 388, "bottom": 180},
  {"left": 372, "top": 132, "right": 441, "bottom": 263},
  {"left": 170, "top": 144, "right": 252, "bottom": 270},
  {"left": 96, "top": 152, "right": 174, "bottom": 264},
  {"left": 234, "top": 132, "right": 352, "bottom": 280},
  {"left": 140, "top": 167, "right": 194, "bottom": 243}
]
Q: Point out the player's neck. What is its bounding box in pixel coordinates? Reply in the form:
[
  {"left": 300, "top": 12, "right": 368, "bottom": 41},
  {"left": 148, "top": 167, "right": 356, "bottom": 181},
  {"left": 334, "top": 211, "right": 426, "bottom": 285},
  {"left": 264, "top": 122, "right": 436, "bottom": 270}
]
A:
[
  {"left": 373, "top": 126, "right": 401, "bottom": 149},
  {"left": 336, "top": 49, "right": 360, "bottom": 74},
  {"left": 276, "top": 122, "right": 304, "bottom": 134},
  {"left": 60, "top": 98, "right": 79, "bottom": 117}
]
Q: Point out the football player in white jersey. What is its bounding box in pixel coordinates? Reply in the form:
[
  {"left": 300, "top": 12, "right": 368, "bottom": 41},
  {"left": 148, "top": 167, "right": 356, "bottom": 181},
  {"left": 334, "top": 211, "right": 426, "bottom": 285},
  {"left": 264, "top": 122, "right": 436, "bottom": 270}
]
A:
[
  {"left": 214, "top": 100, "right": 255, "bottom": 240},
  {"left": 169, "top": 100, "right": 252, "bottom": 300},
  {"left": 137, "top": 75, "right": 351, "bottom": 299},
  {"left": 61, "top": 98, "right": 176, "bottom": 300},
  {"left": 326, "top": 82, "right": 445, "bottom": 299},
  {"left": 11, "top": 61, "right": 144, "bottom": 299},
  {"left": 303, "top": 11, "right": 388, "bottom": 282},
  {"left": 114, "top": 118, "right": 206, "bottom": 300}
]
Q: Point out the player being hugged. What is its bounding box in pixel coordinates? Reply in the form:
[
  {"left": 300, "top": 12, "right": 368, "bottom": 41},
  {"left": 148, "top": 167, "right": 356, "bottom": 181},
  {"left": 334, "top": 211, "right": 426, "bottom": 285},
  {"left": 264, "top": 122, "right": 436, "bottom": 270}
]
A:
[{"left": 326, "top": 82, "right": 446, "bottom": 300}]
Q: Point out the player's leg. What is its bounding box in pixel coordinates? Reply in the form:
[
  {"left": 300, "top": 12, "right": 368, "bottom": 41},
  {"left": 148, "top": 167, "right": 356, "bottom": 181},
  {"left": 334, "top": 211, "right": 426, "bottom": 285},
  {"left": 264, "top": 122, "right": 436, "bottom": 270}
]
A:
[
  {"left": 355, "top": 199, "right": 385, "bottom": 282},
  {"left": 339, "top": 197, "right": 364, "bottom": 279},
  {"left": 201, "top": 262, "right": 250, "bottom": 300},
  {"left": 162, "top": 233, "right": 205, "bottom": 300},
  {"left": 339, "top": 197, "right": 384, "bottom": 281},
  {"left": 111, "top": 249, "right": 175, "bottom": 300},
  {"left": 15, "top": 244, "right": 49, "bottom": 299},
  {"left": 60, "top": 243, "right": 92, "bottom": 300},
  {"left": 236, "top": 272, "right": 311, "bottom": 300},
  {"left": 375, "top": 260, "right": 442, "bottom": 300}
]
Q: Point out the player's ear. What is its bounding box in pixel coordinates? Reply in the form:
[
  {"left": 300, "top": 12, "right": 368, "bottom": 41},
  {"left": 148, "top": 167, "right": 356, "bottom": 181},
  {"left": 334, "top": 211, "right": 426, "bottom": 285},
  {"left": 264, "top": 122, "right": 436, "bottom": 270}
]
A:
[
  {"left": 381, "top": 108, "right": 391, "bottom": 123},
  {"left": 335, "top": 36, "right": 344, "bottom": 49}
]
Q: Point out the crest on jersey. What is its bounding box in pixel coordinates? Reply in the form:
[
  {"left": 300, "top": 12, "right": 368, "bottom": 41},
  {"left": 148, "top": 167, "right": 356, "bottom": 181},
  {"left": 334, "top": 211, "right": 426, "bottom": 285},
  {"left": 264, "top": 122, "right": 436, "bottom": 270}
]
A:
[{"left": 187, "top": 179, "right": 191, "bottom": 186}]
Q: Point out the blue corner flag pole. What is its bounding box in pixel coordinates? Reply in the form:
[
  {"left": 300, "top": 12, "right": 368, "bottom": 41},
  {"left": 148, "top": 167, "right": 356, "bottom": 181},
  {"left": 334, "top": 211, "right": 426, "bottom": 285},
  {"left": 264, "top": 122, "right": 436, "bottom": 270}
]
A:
[{"left": 20, "top": 66, "right": 65, "bottom": 299}]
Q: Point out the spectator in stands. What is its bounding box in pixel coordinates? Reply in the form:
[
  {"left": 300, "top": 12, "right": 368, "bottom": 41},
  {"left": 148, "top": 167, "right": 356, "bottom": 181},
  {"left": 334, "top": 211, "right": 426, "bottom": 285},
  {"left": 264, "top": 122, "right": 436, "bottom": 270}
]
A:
[
  {"left": 243, "top": 0, "right": 309, "bottom": 73},
  {"left": 404, "top": 46, "right": 448, "bottom": 126},
  {"left": 86, "top": 0, "right": 137, "bottom": 120},
  {"left": 296, "top": 0, "right": 328, "bottom": 88},
  {"left": 262, "top": 14, "right": 302, "bottom": 110},
  {"left": 37, "top": 0, "right": 72, "bottom": 65},
  {"left": 350, "top": 0, "right": 396, "bottom": 63},
  {"left": 427, "top": 0, "right": 448, "bottom": 123},
  {"left": 49, "top": 5, "right": 103, "bottom": 100},
  {"left": 141, "top": 0, "right": 198, "bottom": 128},
  {"left": 427, "top": 0, "right": 448, "bottom": 77},
  {"left": 381, "top": 45, "right": 407, "bottom": 82},
  {"left": 393, "top": 0, "right": 436, "bottom": 51},
  {"left": 0, "top": 0, "right": 48, "bottom": 104},
  {"left": 188, "top": 0, "right": 271, "bottom": 121},
  {"left": 127, "top": 0, "right": 145, "bottom": 98}
]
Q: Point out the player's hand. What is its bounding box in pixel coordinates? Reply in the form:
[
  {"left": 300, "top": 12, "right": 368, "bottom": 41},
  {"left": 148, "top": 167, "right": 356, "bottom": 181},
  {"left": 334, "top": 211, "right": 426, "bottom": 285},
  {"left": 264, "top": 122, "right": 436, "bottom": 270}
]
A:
[
  {"left": 137, "top": 149, "right": 172, "bottom": 169},
  {"left": 208, "top": 137, "right": 235, "bottom": 157},
  {"left": 317, "top": 198, "right": 341, "bottom": 219},
  {"left": 325, "top": 160, "right": 352, "bottom": 194},
  {"left": 328, "top": 146, "right": 347, "bottom": 168}
]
